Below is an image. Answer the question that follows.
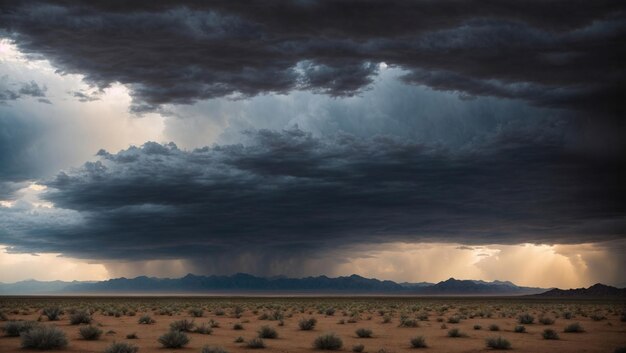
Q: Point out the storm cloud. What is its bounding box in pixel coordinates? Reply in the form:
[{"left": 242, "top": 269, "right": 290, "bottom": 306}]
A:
[
  {"left": 0, "top": 0, "right": 623, "bottom": 115},
  {"left": 0, "top": 128, "right": 622, "bottom": 274}
]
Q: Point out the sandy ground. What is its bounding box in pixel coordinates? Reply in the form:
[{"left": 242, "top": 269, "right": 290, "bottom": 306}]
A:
[{"left": 1, "top": 298, "right": 625, "bottom": 353}]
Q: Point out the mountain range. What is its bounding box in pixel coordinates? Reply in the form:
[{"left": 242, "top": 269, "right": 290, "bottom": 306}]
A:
[
  {"left": 531, "top": 283, "right": 626, "bottom": 298},
  {"left": 0, "top": 273, "right": 551, "bottom": 295}
]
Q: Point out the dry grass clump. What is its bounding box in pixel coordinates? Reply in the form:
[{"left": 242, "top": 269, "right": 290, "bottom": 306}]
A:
[
  {"left": 486, "top": 336, "right": 511, "bottom": 350},
  {"left": 313, "top": 332, "right": 343, "bottom": 350},
  {"left": 104, "top": 342, "right": 139, "bottom": 353},
  {"left": 258, "top": 325, "right": 278, "bottom": 339},
  {"left": 79, "top": 325, "right": 103, "bottom": 340},
  {"left": 410, "top": 335, "right": 427, "bottom": 348},
  {"left": 158, "top": 330, "right": 190, "bottom": 348},
  {"left": 299, "top": 317, "right": 317, "bottom": 330},
  {"left": 20, "top": 325, "right": 68, "bottom": 350}
]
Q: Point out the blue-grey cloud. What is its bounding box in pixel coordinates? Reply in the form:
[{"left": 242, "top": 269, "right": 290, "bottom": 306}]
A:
[
  {"left": 0, "top": 0, "right": 622, "bottom": 116},
  {"left": 0, "top": 128, "right": 622, "bottom": 275}
]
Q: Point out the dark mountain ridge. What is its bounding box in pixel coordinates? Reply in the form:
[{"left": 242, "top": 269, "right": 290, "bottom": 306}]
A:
[
  {"left": 531, "top": 283, "right": 626, "bottom": 298},
  {"left": 0, "top": 273, "right": 553, "bottom": 295}
]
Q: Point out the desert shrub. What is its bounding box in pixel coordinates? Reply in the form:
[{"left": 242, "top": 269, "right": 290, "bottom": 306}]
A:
[
  {"left": 486, "top": 336, "right": 511, "bottom": 350},
  {"left": 563, "top": 312, "right": 573, "bottom": 319},
  {"left": 189, "top": 308, "right": 204, "bottom": 317},
  {"left": 0, "top": 311, "right": 7, "bottom": 321},
  {"left": 382, "top": 315, "right": 392, "bottom": 323},
  {"left": 473, "top": 324, "right": 482, "bottom": 330},
  {"left": 352, "top": 344, "right": 365, "bottom": 352},
  {"left": 69, "top": 310, "right": 92, "bottom": 325},
  {"left": 590, "top": 314, "right": 606, "bottom": 321},
  {"left": 194, "top": 323, "right": 213, "bottom": 334},
  {"left": 447, "top": 328, "right": 466, "bottom": 337},
  {"left": 539, "top": 317, "right": 555, "bottom": 325},
  {"left": 246, "top": 337, "right": 265, "bottom": 349},
  {"left": 233, "top": 322, "right": 244, "bottom": 330},
  {"left": 258, "top": 325, "right": 278, "bottom": 339},
  {"left": 126, "top": 333, "right": 138, "bottom": 339},
  {"left": 514, "top": 325, "right": 526, "bottom": 333},
  {"left": 447, "top": 315, "right": 460, "bottom": 323},
  {"left": 410, "top": 335, "right": 427, "bottom": 348},
  {"left": 158, "top": 330, "right": 190, "bottom": 348},
  {"left": 325, "top": 308, "right": 336, "bottom": 316},
  {"left": 42, "top": 307, "right": 62, "bottom": 321},
  {"left": 234, "top": 336, "right": 244, "bottom": 343},
  {"left": 564, "top": 322, "right": 584, "bottom": 333},
  {"left": 209, "top": 319, "right": 220, "bottom": 328},
  {"left": 399, "top": 317, "right": 418, "bottom": 327},
  {"left": 518, "top": 314, "right": 534, "bottom": 324},
  {"left": 355, "top": 328, "right": 372, "bottom": 338},
  {"left": 313, "top": 333, "right": 343, "bottom": 350},
  {"left": 542, "top": 328, "right": 559, "bottom": 340},
  {"left": 138, "top": 314, "right": 155, "bottom": 324},
  {"left": 79, "top": 325, "right": 103, "bottom": 340},
  {"left": 201, "top": 345, "right": 228, "bottom": 353},
  {"left": 214, "top": 308, "right": 226, "bottom": 316},
  {"left": 299, "top": 317, "right": 317, "bottom": 330},
  {"left": 104, "top": 342, "right": 139, "bottom": 353},
  {"left": 2, "top": 320, "right": 38, "bottom": 336},
  {"left": 20, "top": 325, "right": 68, "bottom": 350},
  {"left": 170, "top": 319, "right": 195, "bottom": 332},
  {"left": 488, "top": 324, "right": 500, "bottom": 331}
]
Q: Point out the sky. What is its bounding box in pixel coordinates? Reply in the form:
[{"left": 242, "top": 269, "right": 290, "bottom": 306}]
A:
[{"left": 0, "top": 0, "right": 624, "bottom": 288}]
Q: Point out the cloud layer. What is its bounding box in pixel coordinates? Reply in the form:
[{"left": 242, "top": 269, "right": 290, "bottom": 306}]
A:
[
  {"left": 1, "top": 128, "right": 622, "bottom": 276},
  {"left": 1, "top": 0, "right": 623, "bottom": 115}
]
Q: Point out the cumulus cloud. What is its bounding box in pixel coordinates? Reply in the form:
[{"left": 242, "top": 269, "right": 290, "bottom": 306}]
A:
[
  {"left": 0, "top": 76, "right": 48, "bottom": 104},
  {"left": 0, "top": 0, "right": 622, "bottom": 116},
  {"left": 0, "top": 128, "right": 622, "bottom": 276}
]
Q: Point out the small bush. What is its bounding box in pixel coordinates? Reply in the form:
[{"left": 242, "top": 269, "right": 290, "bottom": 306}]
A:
[
  {"left": 486, "top": 336, "right": 511, "bottom": 350},
  {"left": 258, "top": 325, "right": 278, "bottom": 339},
  {"left": 126, "top": 333, "right": 138, "bottom": 339},
  {"left": 488, "top": 324, "right": 500, "bottom": 331},
  {"left": 158, "top": 330, "right": 190, "bottom": 348},
  {"left": 42, "top": 307, "right": 62, "bottom": 321},
  {"left": 104, "top": 342, "right": 139, "bottom": 353},
  {"left": 590, "top": 314, "right": 606, "bottom": 321},
  {"left": 447, "top": 315, "right": 460, "bottom": 323},
  {"left": 410, "top": 335, "right": 427, "bottom": 348},
  {"left": 189, "top": 308, "right": 204, "bottom": 317},
  {"left": 473, "top": 324, "right": 482, "bottom": 330},
  {"left": 514, "top": 325, "right": 526, "bottom": 333},
  {"left": 325, "top": 308, "right": 336, "bottom": 316},
  {"left": 447, "top": 328, "right": 466, "bottom": 337},
  {"left": 2, "top": 320, "right": 38, "bottom": 336},
  {"left": 518, "top": 314, "right": 534, "bottom": 324},
  {"left": 539, "top": 317, "right": 555, "bottom": 325},
  {"left": 20, "top": 325, "right": 68, "bottom": 350},
  {"left": 352, "top": 344, "right": 365, "bottom": 352},
  {"left": 246, "top": 337, "right": 265, "bottom": 349},
  {"left": 542, "top": 328, "right": 559, "bottom": 340},
  {"left": 234, "top": 336, "right": 244, "bottom": 343},
  {"left": 79, "top": 325, "right": 103, "bottom": 340},
  {"left": 69, "top": 310, "right": 92, "bottom": 325},
  {"left": 355, "top": 328, "right": 372, "bottom": 338},
  {"left": 170, "top": 319, "right": 195, "bottom": 332},
  {"left": 564, "top": 322, "right": 584, "bottom": 333},
  {"left": 313, "top": 333, "right": 343, "bottom": 350},
  {"left": 201, "top": 345, "right": 229, "bottom": 353},
  {"left": 138, "top": 314, "right": 155, "bottom": 324},
  {"left": 233, "top": 322, "right": 244, "bottom": 330},
  {"left": 194, "top": 323, "right": 213, "bottom": 334},
  {"left": 299, "top": 317, "right": 317, "bottom": 330}
]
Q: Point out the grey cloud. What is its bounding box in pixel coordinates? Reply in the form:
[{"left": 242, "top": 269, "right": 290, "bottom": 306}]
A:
[
  {"left": 71, "top": 90, "right": 100, "bottom": 103},
  {"left": 0, "top": 128, "right": 622, "bottom": 275},
  {"left": 0, "top": 0, "right": 622, "bottom": 116},
  {"left": 1, "top": 78, "right": 48, "bottom": 104}
]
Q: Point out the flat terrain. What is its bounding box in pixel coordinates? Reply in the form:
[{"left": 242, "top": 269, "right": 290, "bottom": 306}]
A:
[{"left": 1, "top": 297, "right": 625, "bottom": 353}]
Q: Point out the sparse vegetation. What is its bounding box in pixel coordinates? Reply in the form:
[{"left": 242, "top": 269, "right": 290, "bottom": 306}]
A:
[
  {"left": 170, "top": 319, "right": 195, "bottom": 332},
  {"left": 514, "top": 325, "right": 526, "bottom": 333},
  {"left": 138, "top": 314, "right": 155, "bottom": 324},
  {"left": 258, "top": 325, "right": 278, "bottom": 338},
  {"left": 352, "top": 343, "right": 365, "bottom": 352},
  {"left": 201, "top": 345, "right": 229, "bottom": 353},
  {"left": 542, "top": 328, "right": 559, "bottom": 340},
  {"left": 489, "top": 324, "right": 500, "bottom": 331},
  {"left": 518, "top": 313, "right": 535, "bottom": 324},
  {"left": 355, "top": 327, "right": 373, "bottom": 338},
  {"left": 158, "top": 330, "right": 190, "bottom": 348},
  {"left": 20, "top": 325, "right": 68, "bottom": 350},
  {"left": 69, "top": 310, "right": 92, "bottom": 325},
  {"left": 486, "top": 336, "right": 511, "bottom": 350},
  {"left": 42, "top": 307, "right": 62, "bottom": 321},
  {"left": 246, "top": 337, "right": 266, "bottom": 349},
  {"left": 299, "top": 317, "right": 317, "bottom": 330},
  {"left": 104, "top": 342, "right": 139, "bottom": 353},
  {"left": 539, "top": 317, "right": 555, "bottom": 325},
  {"left": 2, "top": 320, "right": 38, "bottom": 336},
  {"left": 313, "top": 332, "right": 343, "bottom": 350},
  {"left": 564, "top": 322, "right": 584, "bottom": 333},
  {"left": 410, "top": 335, "right": 427, "bottom": 348},
  {"left": 79, "top": 325, "right": 103, "bottom": 340},
  {"left": 448, "top": 328, "right": 466, "bottom": 337}
]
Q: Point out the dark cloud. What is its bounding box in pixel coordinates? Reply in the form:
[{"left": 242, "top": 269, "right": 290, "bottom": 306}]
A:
[
  {"left": 70, "top": 90, "right": 100, "bottom": 103},
  {"left": 0, "top": 0, "right": 623, "bottom": 115},
  {"left": 0, "top": 78, "right": 48, "bottom": 104},
  {"left": 0, "top": 128, "right": 622, "bottom": 274}
]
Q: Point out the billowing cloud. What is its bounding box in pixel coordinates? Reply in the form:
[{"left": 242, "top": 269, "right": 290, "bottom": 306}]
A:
[
  {"left": 0, "top": 128, "right": 622, "bottom": 278},
  {"left": 0, "top": 0, "right": 622, "bottom": 116}
]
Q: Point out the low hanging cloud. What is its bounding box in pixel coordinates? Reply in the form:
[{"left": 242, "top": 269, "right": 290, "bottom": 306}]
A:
[
  {"left": 0, "top": 128, "right": 623, "bottom": 275},
  {"left": 0, "top": 0, "right": 623, "bottom": 115}
]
